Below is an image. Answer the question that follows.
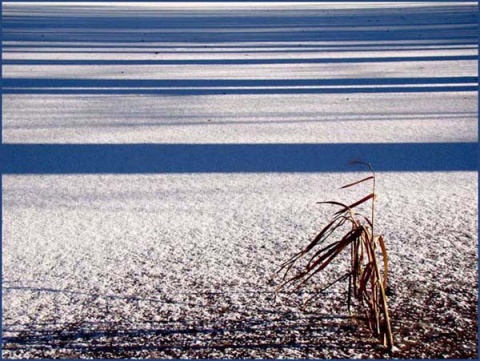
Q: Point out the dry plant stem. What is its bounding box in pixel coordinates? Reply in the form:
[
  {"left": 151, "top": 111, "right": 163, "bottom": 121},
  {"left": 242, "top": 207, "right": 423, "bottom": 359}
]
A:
[
  {"left": 370, "top": 249, "right": 394, "bottom": 349},
  {"left": 349, "top": 161, "right": 393, "bottom": 350},
  {"left": 276, "top": 162, "right": 394, "bottom": 351}
]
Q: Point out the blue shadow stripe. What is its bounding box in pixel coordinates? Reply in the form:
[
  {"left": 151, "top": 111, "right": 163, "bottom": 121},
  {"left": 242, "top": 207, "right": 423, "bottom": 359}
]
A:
[
  {"left": 3, "top": 77, "right": 477, "bottom": 95},
  {"left": 4, "top": 77, "right": 477, "bottom": 88},
  {"left": 1, "top": 143, "right": 477, "bottom": 174}
]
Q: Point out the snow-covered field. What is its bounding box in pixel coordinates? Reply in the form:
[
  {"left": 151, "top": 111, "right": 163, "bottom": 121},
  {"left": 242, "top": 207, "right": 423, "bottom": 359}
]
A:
[{"left": 2, "top": 1, "right": 478, "bottom": 359}]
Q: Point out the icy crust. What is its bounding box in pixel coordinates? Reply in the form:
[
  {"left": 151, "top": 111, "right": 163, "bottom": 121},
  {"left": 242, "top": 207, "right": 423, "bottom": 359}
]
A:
[
  {"left": 3, "top": 93, "right": 477, "bottom": 144},
  {"left": 2, "top": 1, "right": 478, "bottom": 144},
  {"left": 2, "top": 172, "right": 477, "bottom": 358}
]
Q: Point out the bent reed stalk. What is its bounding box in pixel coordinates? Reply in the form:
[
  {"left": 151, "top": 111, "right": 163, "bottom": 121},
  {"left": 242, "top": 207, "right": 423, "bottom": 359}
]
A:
[{"left": 276, "top": 161, "right": 394, "bottom": 351}]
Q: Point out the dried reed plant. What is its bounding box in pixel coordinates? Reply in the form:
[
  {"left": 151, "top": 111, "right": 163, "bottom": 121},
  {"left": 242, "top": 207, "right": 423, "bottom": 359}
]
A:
[{"left": 276, "top": 161, "right": 394, "bottom": 351}]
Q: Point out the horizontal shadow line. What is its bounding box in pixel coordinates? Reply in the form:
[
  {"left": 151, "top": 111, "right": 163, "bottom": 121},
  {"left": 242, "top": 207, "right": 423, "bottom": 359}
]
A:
[
  {"left": 5, "top": 77, "right": 476, "bottom": 87},
  {"left": 1, "top": 143, "right": 477, "bottom": 174},
  {"left": 3, "top": 0, "right": 475, "bottom": 2},
  {"left": 3, "top": 76, "right": 478, "bottom": 95}
]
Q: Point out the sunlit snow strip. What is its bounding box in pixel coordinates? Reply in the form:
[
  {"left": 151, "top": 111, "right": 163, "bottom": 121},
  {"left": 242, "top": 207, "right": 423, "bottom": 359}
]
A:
[
  {"left": 4, "top": 24, "right": 477, "bottom": 32},
  {"left": 4, "top": 45, "right": 479, "bottom": 54},
  {"left": 4, "top": 2, "right": 477, "bottom": 8},
  {"left": 4, "top": 40, "right": 477, "bottom": 48}
]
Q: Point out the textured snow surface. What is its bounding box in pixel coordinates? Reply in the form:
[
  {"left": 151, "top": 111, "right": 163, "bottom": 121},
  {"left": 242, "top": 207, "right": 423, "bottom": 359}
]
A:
[
  {"left": 3, "top": 173, "right": 477, "bottom": 358},
  {"left": 3, "top": 1, "right": 478, "bottom": 144},
  {"left": 3, "top": 173, "right": 478, "bottom": 358},
  {"left": 2, "top": 1, "right": 478, "bottom": 359}
]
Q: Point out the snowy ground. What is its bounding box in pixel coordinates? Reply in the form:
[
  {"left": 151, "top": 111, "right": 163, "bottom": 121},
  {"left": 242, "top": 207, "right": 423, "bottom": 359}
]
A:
[{"left": 2, "top": 1, "right": 478, "bottom": 359}]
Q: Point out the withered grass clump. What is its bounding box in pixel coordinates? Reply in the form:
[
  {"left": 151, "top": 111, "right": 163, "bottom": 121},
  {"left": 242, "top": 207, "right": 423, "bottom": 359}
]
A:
[{"left": 276, "top": 161, "right": 394, "bottom": 351}]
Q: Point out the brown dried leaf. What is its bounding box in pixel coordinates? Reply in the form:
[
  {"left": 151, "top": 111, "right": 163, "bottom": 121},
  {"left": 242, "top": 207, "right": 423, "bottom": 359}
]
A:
[
  {"left": 334, "top": 193, "right": 375, "bottom": 215},
  {"left": 376, "top": 235, "right": 389, "bottom": 289},
  {"left": 340, "top": 176, "right": 374, "bottom": 189},
  {"left": 349, "top": 160, "right": 374, "bottom": 173}
]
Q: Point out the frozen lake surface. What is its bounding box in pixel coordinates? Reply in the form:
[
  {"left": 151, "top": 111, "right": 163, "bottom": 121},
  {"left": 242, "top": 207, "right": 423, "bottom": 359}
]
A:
[{"left": 2, "top": 1, "right": 478, "bottom": 358}]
